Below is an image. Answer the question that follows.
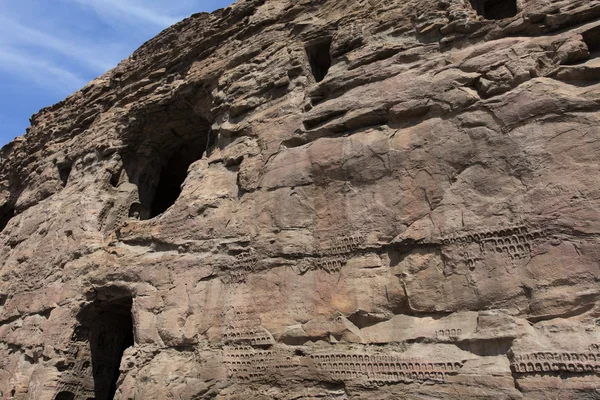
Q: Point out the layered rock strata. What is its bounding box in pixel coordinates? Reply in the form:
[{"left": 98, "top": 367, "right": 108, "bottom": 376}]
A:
[{"left": 1, "top": 0, "right": 600, "bottom": 399}]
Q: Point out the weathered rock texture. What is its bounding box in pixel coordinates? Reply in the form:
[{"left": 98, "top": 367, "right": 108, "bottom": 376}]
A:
[{"left": 1, "top": 0, "right": 600, "bottom": 399}]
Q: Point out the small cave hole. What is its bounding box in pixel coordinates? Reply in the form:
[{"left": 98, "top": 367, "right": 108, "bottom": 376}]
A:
[
  {"left": 150, "top": 148, "right": 197, "bottom": 218},
  {"left": 149, "top": 145, "right": 202, "bottom": 218},
  {"left": 134, "top": 133, "right": 207, "bottom": 220},
  {"left": 55, "top": 392, "right": 75, "bottom": 400},
  {"left": 0, "top": 294, "right": 6, "bottom": 306},
  {"left": 294, "top": 348, "right": 307, "bottom": 356},
  {"left": 58, "top": 162, "right": 73, "bottom": 187},
  {"left": 0, "top": 204, "right": 15, "bottom": 233},
  {"left": 582, "top": 25, "right": 600, "bottom": 58},
  {"left": 128, "top": 203, "right": 142, "bottom": 220},
  {"left": 78, "top": 295, "right": 134, "bottom": 400},
  {"left": 469, "top": 0, "right": 517, "bottom": 20},
  {"left": 109, "top": 170, "right": 122, "bottom": 188},
  {"left": 305, "top": 37, "right": 333, "bottom": 83},
  {"left": 55, "top": 360, "right": 72, "bottom": 372}
]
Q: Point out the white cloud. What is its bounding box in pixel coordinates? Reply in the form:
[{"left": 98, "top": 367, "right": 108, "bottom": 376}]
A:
[
  {"left": 0, "top": 0, "right": 187, "bottom": 98},
  {"left": 0, "top": 16, "right": 120, "bottom": 72},
  {"left": 0, "top": 0, "right": 227, "bottom": 146},
  {"left": 69, "top": 0, "right": 183, "bottom": 27},
  {"left": 0, "top": 46, "right": 88, "bottom": 93}
]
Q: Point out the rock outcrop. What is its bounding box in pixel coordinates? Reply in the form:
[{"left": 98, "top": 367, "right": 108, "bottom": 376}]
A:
[{"left": 1, "top": 0, "right": 600, "bottom": 399}]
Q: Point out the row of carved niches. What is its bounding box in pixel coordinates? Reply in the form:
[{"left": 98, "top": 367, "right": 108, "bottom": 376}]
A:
[
  {"left": 511, "top": 349, "right": 600, "bottom": 374},
  {"left": 222, "top": 234, "right": 366, "bottom": 282},
  {"left": 393, "top": 225, "right": 549, "bottom": 272},
  {"left": 436, "top": 329, "right": 463, "bottom": 339},
  {"left": 300, "top": 233, "right": 366, "bottom": 274},
  {"left": 226, "top": 225, "right": 544, "bottom": 281},
  {"left": 319, "top": 234, "right": 366, "bottom": 256},
  {"left": 224, "top": 346, "right": 464, "bottom": 385},
  {"left": 222, "top": 310, "right": 275, "bottom": 346},
  {"left": 223, "top": 346, "right": 301, "bottom": 380},
  {"left": 440, "top": 225, "right": 548, "bottom": 270},
  {"left": 311, "top": 352, "right": 463, "bottom": 385},
  {"left": 221, "top": 251, "right": 259, "bottom": 284}
]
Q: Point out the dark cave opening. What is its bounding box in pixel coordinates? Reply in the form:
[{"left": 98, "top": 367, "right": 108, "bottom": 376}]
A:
[
  {"left": 305, "top": 38, "right": 333, "bottom": 82},
  {"left": 469, "top": 0, "right": 517, "bottom": 20},
  {"left": 148, "top": 137, "right": 207, "bottom": 218},
  {"left": 58, "top": 161, "right": 73, "bottom": 187},
  {"left": 55, "top": 392, "right": 76, "bottom": 400},
  {"left": 109, "top": 170, "right": 122, "bottom": 188},
  {"left": 582, "top": 25, "right": 600, "bottom": 58},
  {"left": 0, "top": 204, "right": 14, "bottom": 233},
  {"left": 79, "top": 295, "right": 134, "bottom": 400},
  {"left": 128, "top": 203, "right": 142, "bottom": 220},
  {"left": 118, "top": 100, "right": 212, "bottom": 221}
]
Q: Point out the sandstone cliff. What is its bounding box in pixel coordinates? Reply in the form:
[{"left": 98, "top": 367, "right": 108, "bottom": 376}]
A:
[{"left": 1, "top": 0, "right": 600, "bottom": 399}]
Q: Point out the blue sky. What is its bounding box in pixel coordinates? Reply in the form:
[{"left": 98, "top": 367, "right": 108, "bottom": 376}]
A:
[{"left": 0, "top": 0, "right": 234, "bottom": 147}]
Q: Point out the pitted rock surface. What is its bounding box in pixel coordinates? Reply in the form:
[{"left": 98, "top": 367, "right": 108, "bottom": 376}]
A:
[{"left": 1, "top": 0, "right": 600, "bottom": 399}]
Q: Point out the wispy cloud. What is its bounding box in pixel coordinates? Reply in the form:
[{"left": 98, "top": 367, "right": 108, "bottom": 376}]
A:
[
  {"left": 0, "top": 0, "right": 234, "bottom": 146},
  {"left": 69, "top": 0, "right": 183, "bottom": 28},
  {"left": 0, "top": 16, "right": 120, "bottom": 72},
  {"left": 0, "top": 46, "right": 87, "bottom": 92}
]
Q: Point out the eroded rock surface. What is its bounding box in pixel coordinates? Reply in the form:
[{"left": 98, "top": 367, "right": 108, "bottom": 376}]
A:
[{"left": 1, "top": 0, "right": 600, "bottom": 399}]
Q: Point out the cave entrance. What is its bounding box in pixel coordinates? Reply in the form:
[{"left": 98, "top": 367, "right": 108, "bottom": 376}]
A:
[
  {"left": 58, "top": 161, "right": 73, "bottom": 187},
  {"left": 149, "top": 137, "right": 207, "bottom": 218},
  {"left": 0, "top": 204, "right": 14, "bottom": 233},
  {"left": 79, "top": 295, "right": 134, "bottom": 400},
  {"left": 305, "top": 37, "right": 332, "bottom": 82},
  {"left": 55, "top": 392, "right": 75, "bottom": 400},
  {"left": 469, "top": 0, "right": 517, "bottom": 20},
  {"left": 582, "top": 25, "right": 600, "bottom": 59},
  {"left": 119, "top": 101, "right": 212, "bottom": 220}
]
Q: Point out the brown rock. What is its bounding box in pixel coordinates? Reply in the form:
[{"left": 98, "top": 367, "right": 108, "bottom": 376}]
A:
[{"left": 1, "top": 0, "right": 599, "bottom": 398}]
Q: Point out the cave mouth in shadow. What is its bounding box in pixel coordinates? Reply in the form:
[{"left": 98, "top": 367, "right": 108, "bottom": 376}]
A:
[
  {"left": 469, "top": 0, "right": 517, "bottom": 20},
  {"left": 582, "top": 25, "right": 600, "bottom": 58},
  {"left": 79, "top": 295, "right": 134, "bottom": 400},
  {"left": 58, "top": 161, "right": 73, "bottom": 187},
  {"left": 306, "top": 37, "right": 333, "bottom": 82},
  {"left": 0, "top": 204, "right": 14, "bottom": 233},
  {"left": 118, "top": 101, "right": 212, "bottom": 221},
  {"left": 148, "top": 136, "right": 207, "bottom": 218},
  {"left": 55, "top": 392, "right": 76, "bottom": 400}
]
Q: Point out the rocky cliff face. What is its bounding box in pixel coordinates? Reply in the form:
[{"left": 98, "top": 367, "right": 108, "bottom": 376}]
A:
[{"left": 1, "top": 0, "right": 600, "bottom": 399}]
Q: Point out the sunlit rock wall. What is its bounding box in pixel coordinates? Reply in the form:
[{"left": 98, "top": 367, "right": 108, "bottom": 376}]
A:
[{"left": 1, "top": 0, "right": 600, "bottom": 399}]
